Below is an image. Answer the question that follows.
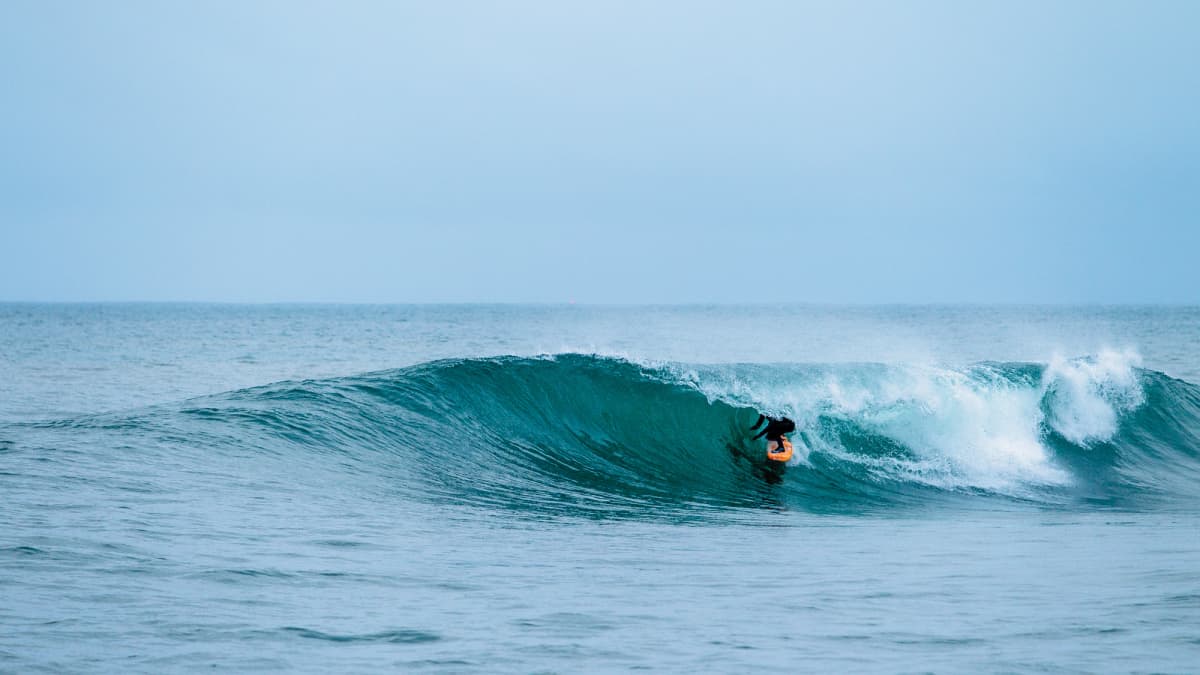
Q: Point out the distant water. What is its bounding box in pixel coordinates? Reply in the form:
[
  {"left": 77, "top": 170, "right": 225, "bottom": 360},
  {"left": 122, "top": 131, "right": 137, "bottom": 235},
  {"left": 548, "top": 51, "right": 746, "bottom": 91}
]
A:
[{"left": 3, "top": 304, "right": 1199, "bottom": 672}]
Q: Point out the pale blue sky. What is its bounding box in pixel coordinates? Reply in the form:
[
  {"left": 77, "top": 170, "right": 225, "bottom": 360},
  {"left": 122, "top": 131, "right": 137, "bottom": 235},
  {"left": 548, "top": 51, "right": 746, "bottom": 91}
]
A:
[{"left": 2, "top": 1, "right": 1197, "bottom": 302}]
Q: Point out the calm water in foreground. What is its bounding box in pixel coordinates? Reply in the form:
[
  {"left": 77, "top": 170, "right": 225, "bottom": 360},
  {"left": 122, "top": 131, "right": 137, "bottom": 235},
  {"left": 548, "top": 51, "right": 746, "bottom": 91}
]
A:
[{"left": 2, "top": 304, "right": 1199, "bottom": 672}]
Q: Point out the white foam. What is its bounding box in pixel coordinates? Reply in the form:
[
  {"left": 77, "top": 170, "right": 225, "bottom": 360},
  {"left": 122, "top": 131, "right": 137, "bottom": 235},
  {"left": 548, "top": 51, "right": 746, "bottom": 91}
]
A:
[
  {"left": 830, "top": 365, "right": 1068, "bottom": 490},
  {"left": 1041, "top": 348, "right": 1144, "bottom": 446},
  {"left": 681, "top": 352, "right": 1147, "bottom": 494}
]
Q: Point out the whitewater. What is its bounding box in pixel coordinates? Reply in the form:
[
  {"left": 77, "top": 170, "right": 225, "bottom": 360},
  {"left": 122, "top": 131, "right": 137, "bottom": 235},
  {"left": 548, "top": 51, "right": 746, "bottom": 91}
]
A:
[{"left": 3, "top": 304, "right": 1199, "bottom": 672}]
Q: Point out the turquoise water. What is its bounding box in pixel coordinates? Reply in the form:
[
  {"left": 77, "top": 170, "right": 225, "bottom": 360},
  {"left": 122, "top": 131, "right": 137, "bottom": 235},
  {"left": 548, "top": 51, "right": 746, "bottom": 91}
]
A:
[{"left": 3, "top": 304, "right": 1199, "bottom": 671}]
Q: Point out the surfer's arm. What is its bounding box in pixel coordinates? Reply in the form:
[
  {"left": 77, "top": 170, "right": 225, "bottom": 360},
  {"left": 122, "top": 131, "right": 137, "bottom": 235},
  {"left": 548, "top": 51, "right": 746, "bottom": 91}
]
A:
[
  {"left": 750, "top": 414, "right": 767, "bottom": 431},
  {"left": 752, "top": 428, "right": 769, "bottom": 440}
]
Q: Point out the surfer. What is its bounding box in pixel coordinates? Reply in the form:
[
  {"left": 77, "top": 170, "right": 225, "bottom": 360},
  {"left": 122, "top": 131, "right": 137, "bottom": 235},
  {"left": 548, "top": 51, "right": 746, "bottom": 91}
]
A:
[{"left": 750, "top": 414, "right": 796, "bottom": 462}]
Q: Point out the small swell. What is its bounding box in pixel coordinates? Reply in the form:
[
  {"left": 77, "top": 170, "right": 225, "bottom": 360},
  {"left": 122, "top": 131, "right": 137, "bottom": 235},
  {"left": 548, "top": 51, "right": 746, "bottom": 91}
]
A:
[{"left": 280, "top": 627, "right": 441, "bottom": 644}]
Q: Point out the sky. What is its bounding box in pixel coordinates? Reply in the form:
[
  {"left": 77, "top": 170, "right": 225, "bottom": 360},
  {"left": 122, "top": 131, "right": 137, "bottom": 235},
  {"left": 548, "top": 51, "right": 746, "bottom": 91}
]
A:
[{"left": 1, "top": 0, "right": 1197, "bottom": 303}]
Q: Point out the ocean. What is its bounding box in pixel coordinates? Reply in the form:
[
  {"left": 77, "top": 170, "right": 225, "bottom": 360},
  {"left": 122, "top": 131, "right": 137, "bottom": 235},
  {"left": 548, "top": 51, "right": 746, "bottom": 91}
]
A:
[{"left": 2, "top": 304, "right": 1199, "bottom": 672}]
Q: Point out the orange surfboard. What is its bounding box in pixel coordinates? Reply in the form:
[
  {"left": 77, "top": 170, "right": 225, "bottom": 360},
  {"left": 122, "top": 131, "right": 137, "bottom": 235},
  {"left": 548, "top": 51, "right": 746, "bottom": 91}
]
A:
[{"left": 766, "top": 437, "right": 793, "bottom": 462}]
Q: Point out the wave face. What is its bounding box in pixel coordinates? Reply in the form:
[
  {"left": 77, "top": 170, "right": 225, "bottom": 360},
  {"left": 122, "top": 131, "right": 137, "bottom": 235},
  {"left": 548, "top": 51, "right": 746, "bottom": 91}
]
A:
[{"left": 48, "top": 352, "right": 1200, "bottom": 515}]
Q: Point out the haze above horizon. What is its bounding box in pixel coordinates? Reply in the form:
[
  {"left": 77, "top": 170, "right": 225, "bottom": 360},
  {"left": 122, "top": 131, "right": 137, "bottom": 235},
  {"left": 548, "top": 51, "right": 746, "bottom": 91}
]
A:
[{"left": 2, "top": 1, "right": 1197, "bottom": 303}]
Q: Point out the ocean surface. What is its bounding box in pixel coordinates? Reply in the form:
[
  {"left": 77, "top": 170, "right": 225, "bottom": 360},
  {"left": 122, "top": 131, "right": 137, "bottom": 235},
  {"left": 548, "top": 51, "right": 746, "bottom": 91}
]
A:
[{"left": 3, "top": 304, "right": 1199, "bottom": 672}]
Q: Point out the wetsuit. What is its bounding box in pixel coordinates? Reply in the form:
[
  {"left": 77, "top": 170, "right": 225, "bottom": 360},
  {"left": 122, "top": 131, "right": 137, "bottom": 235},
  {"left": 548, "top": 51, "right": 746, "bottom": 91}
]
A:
[{"left": 750, "top": 414, "right": 796, "bottom": 447}]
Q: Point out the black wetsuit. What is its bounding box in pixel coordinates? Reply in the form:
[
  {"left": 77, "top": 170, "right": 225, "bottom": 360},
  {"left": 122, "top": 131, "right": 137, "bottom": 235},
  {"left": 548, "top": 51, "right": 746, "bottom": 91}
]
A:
[{"left": 750, "top": 414, "right": 796, "bottom": 446}]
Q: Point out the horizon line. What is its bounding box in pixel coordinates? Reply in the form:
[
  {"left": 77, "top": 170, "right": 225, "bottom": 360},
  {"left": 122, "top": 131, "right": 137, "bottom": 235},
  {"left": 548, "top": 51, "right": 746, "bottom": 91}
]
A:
[{"left": 2, "top": 300, "right": 1199, "bottom": 308}]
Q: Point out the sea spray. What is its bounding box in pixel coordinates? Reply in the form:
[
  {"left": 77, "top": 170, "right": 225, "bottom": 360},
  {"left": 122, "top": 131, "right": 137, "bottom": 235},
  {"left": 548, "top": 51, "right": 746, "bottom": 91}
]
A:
[{"left": 1041, "top": 349, "right": 1145, "bottom": 446}]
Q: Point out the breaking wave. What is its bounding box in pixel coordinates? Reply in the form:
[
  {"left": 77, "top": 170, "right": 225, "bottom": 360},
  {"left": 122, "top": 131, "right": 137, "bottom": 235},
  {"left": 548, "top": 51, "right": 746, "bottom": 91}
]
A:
[{"left": 20, "top": 352, "right": 1200, "bottom": 515}]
